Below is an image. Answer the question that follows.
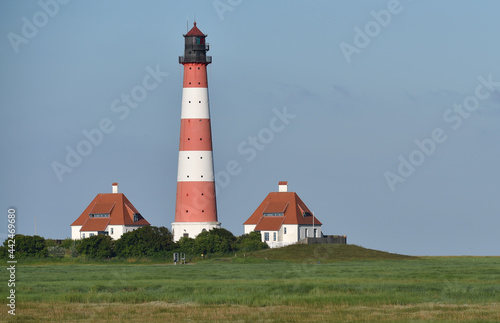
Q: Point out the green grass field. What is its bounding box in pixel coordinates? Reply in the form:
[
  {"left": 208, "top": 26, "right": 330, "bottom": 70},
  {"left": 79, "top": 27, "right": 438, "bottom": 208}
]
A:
[{"left": 1, "top": 245, "right": 499, "bottom": 322}]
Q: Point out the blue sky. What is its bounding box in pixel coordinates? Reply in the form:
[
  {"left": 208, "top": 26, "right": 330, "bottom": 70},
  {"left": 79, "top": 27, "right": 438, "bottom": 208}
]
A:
[{"left": 1, "top": 0, "right": 499, "bottom": 255}]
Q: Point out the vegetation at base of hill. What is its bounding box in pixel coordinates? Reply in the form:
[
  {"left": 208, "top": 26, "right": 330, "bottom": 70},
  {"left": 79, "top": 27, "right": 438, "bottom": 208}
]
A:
[
  {"left": 240, "top": 243, "right": 415, "bottom": 263},
  {"left": 0, "top": 227, "right": 268, "bottom": 260}
]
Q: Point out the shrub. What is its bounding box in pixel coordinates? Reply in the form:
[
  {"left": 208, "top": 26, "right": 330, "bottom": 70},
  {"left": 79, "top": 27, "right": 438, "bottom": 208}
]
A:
[
  {"left": 0, "top": 235, "right": 48, "bottom": 258},
  {"left": 76, "top": 235, "right": 114, "bottom": 259},
  {"left": 194, "top": 228, "right": 236, "bottom": 255},
  {"left": 236, "top": 231, "right": 269, "bottom": 252},
  {"left": 48, "top": 245, "right": 66, "bottom": 258},
  {"left": 177, "top": 236, "right": 196, "bottom": 255},
  {"left": 60, "top": 238, "right": 75, "bottom": 250},
  {"left": 114, "top": 226, "right": 176, "bottom": 258}
]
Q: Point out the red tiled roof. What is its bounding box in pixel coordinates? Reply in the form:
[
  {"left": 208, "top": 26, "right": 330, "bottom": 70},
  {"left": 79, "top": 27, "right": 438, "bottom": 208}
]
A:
[
  {"left": 80, "top": 218, "right": 111, "bottom": 232},
  {"left": 254, "top": 216, "right": 285, "bottom": 231},
  {"left": 90, "top": 202, "right": 115, "bottom": 215},
  {"left": 71, "top": 193, "right": 150, "bottom": 228},
  {"left": 263, "top": 201, "right": 289, "bottom": 213},
  {"left": 244, "top": 192, "right": 322, "bottom": 227},
  {"left": 185, "top": 22, "right": 205, "bottom": 37}
]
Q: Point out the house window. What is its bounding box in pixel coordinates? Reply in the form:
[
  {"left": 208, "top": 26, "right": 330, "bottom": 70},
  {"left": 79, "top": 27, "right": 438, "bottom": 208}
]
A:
[
  {"left": 90, "top": 233, "right": 94, "bottom": 237},
  {"left": 263, "top": 212, "right": 283, "bottom": 217},
  {"left": 90, "top": 213, "right": 109, "bottom": 218},
  {"left": 305, "top": 228, "right": 308, "bottom": 238},
  {"left": 284, "top": 227, "right": 287, "bottom": 234},
  {"left": 273, "top": 232, "right": 277, "bottom": 241},
  {"left": 264, "top": 232, "right": 270, "bottom": 241},
  {"left": 111, "top": 228, "right": 114, "bottom": 235},
  {"left": 82, "top": 233, "right": 85, "bottom": 239},
  {"left": 314, "top": 229, "right": 317, "bottom": 238}
]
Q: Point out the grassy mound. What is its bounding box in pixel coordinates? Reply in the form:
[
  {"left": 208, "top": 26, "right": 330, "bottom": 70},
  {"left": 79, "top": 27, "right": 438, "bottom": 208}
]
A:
[{"left": 241, "top": 244, "right": 415, "bottom": 263}]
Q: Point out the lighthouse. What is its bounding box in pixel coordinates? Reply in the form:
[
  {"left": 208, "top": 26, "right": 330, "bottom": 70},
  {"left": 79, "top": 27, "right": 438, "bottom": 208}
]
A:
[{"left": 172, "top": 22, "right": 220, "bottom": 241}]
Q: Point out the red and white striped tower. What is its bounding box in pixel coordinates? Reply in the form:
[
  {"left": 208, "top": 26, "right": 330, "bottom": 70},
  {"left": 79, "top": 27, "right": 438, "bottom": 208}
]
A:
[{"left": 172, "top": 22, "right": 220, "bottom": 241}]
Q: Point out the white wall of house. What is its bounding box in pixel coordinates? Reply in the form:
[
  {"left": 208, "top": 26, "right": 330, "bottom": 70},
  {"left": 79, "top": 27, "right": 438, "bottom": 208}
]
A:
[
  {"left": 71, "top": 226, "right": 82, "bottom": 240},
  {"left": 71, "top": 225, "right": 147, "bottom": 240},
  {"left": 245, "top": 224, "right": 323, "bottom": 248},
  {"left": 79, "top": 231, "right": 98, "bottom": 239},
  {"left": 107, "top": 225, "right": 123, "bottom": 240},
  {"left": 281, "top": 225, "right": 299, "bottom": 244},
  {"left": 259, "top": 230, "right": 278, "bottom": 243},
  {"left": 244, "top": 224, "right": 256, "bottom": 235}
]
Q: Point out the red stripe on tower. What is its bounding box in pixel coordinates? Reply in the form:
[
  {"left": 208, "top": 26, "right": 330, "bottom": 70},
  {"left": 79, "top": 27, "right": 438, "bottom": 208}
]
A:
[{"left": 172, "top": 22, "right": 220, "bottom": 241}]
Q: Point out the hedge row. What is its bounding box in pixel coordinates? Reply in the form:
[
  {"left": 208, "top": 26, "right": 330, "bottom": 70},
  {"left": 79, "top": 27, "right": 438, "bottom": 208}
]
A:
[{"left": 0, "top": 227, "right": 267, "bottom": 259}]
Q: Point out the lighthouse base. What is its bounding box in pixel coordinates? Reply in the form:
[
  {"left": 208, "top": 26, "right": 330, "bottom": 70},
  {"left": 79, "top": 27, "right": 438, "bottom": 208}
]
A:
[{"left": 171, "top": 221, "right": 221, "bottom": 242}]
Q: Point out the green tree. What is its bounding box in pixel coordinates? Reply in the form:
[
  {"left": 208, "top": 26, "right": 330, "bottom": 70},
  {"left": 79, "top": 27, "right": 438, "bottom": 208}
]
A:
[
  {"left": 177, "top": 236, "right": 196, "bottom": 255},
  {"left": 76, "top": 235, "right": 114, "bottom": 259},
  {"left": 114, "top": 226, "right": 176, "bottom": 258},
  {"left": 60, "top": 238, "right": 75, "bottom": 250},
  {"left": 0, "top": 235, "right": 48, "bottom": 258},
  {"left": 194, "top": 228, "right": 236, "bottom": 255},
  {"left": 236, "top": 231, "right": 268, "bottom": 252}
]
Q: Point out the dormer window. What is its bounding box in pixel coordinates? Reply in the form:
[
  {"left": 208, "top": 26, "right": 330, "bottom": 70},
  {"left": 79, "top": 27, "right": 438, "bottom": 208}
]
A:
[{"left": 133, "top": 213, "right": 140, "bottom": 222}]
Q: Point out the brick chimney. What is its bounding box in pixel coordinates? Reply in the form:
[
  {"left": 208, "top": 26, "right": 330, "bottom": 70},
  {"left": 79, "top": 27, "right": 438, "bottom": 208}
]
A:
[
  {"left": 278, "top": 181, "right": 288, "bottom": 192},
  {"left": 112, "top": 182, "right": 119, "bottom": 193}
]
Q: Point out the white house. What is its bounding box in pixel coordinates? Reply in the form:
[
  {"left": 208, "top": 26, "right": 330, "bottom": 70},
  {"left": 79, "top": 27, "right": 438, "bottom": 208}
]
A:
[
  {"left": 71, "top": 183, "right": 150, "bottom": 240},
  {"left": 243, "top": 181, "right": 322, "bottom": 248}
]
